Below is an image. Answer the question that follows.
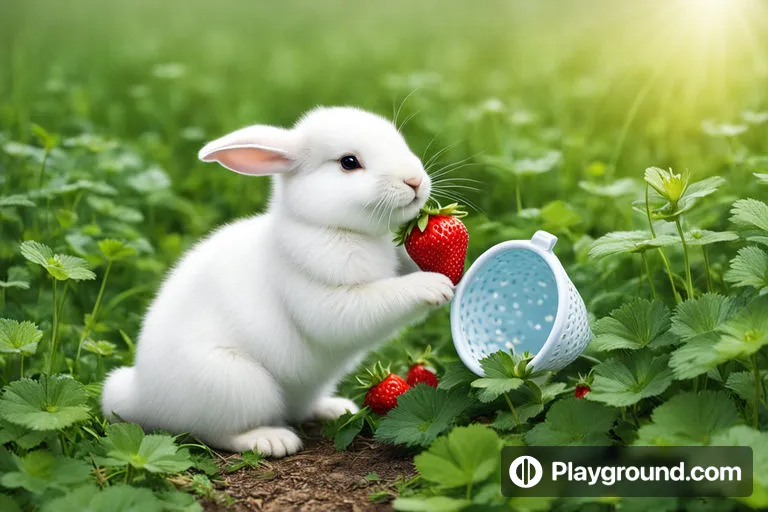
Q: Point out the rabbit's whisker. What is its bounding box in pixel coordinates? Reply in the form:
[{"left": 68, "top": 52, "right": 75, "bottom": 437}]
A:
[
  {"left": 392, "top": 87, "right": 419, "bottom": 128},
  {"left": 397, "top": 109, "right": 421, "bottom": 133},
  {"left": 424, "top": 141, "right": 462, "bottom": 171}
]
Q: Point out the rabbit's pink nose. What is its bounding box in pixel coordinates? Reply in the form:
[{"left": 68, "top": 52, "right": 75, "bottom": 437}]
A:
[{"left": 404, "top": 177, "right": 422, "bottom": 191}]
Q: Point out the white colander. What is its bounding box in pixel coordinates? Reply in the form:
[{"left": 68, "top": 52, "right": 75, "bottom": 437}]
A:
[{"left": 450, "top": 230, "right": 591, "bottom": 376}]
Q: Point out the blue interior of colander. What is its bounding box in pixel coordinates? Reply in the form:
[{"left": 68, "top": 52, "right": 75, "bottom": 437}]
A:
[{"left": 458, "top": 248, "right": 558, "bottom": 361}]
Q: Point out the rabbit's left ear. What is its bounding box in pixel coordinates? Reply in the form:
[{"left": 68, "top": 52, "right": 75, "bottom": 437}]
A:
[{"left": 198, "top": 125, "right": 296, "bottom": 175}]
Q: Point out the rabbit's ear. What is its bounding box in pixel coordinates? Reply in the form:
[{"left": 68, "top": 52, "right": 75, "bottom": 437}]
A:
[{"left": 198, "top": 125, "right": 296, "bottom": 175}]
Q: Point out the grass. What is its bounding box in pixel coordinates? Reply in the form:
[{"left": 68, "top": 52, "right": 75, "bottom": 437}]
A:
[{"left": 2, "top": 0, "right": 768, "bottom": 510}]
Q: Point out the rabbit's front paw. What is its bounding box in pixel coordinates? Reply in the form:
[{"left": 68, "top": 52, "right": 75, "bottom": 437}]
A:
[
  {"left": 312, "top": 396, "right": 359, "bottom": 421},
  {"left": 229, "top": 427, "right": 303, "bottom": 458},
  {"left": 409, "top": 272, "right": 455, "bottom": 307}
]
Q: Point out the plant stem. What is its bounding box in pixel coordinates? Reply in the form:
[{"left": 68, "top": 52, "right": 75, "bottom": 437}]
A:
[
  {"left": 19, "top": 355, "right": 24, "bottom": 379},
  {"left": 645, "top": 185, "right": 681, "bottom": 303},
  {"left": 503, "top": 393, "right": 521, "bottom": 427},
  {"left": 37, "top": 146, "right": 50, "bottom": 188},
  {"left": 47, "top": 279, "right": 59, "bottom": 375},
  {"left": 753, "top": 354, "right": 761, "bottom": 429},
  {"left": 466, "top": 480, "right": 473, "bottom": 500},
  {"left": 674, "top": 217, "right": 694, "bottom": 299},
  {"left": 641, "top": 252, "right": 657, "bottom": 299},
  {"left": 702, "top": 247, "right": 713, "bottom": 293},
  {"left": 75, "top": 260, "right": 113, "bottom": 377},
  {"left": 515, "top": 177, "right": 523, "bottom": 214}
]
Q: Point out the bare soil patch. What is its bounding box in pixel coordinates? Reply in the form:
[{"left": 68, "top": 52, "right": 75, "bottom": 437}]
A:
[{"left": 205, "top": 424, "right": 415, "bottom": 512}]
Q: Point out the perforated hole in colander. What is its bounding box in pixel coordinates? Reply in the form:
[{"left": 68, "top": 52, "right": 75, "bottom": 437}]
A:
[{"left": 457, "top": 249, "right": 558, "bottom": 361}]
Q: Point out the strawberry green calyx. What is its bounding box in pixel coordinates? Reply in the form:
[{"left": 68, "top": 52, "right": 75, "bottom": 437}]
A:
[
  {"left": 393, "top": 203, "right": 468, "bottom": 246},
  {"left": 355, "top": 361, "right": 393, "bottom": 389},
  {"left": 406, "top": 344, "right": 434, "bottom": 367}
]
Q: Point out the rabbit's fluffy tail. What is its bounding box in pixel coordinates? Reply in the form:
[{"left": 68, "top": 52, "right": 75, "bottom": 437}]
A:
[{"left": 101, "top": 366, "right": 138, "bottom": 422}]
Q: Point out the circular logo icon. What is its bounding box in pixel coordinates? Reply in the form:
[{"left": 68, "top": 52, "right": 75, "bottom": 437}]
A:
[{"left": 509, "top": 455, "right": 543, "bottom": 488}]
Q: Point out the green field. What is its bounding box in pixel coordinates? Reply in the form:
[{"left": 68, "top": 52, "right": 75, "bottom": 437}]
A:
[{"left": 2, "top": 0, "right": 768, "bottom": 510}]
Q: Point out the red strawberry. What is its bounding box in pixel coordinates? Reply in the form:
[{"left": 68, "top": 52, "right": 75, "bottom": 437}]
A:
[
  {"left": 405, "top": 345, "right": 438, "bottom": 388},
  {"left": 407, "top": 365, "right": 438, "bottom": 388},
  {"left": 574, "top": 384, "right": 590, "bottom": 399},
  {"left": 358, "top": 362, "right": 410, "bottom": 415},
  {"left": 572, "top": 371, "right": 593, "bottom": 399},
  {"left": 395, "top": 203, "right": 469, "bottom": 285}
]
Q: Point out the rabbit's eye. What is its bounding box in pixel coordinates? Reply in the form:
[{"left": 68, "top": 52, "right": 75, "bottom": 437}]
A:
[{"left": 339, "top": 155, "right": 363, "bottom": 171}]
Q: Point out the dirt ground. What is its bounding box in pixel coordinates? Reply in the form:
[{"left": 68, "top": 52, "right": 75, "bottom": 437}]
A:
[{"left": 204, "top": 425, "right": 415, "bottom": 512}]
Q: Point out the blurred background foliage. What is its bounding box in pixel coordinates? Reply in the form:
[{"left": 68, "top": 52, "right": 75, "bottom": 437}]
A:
[{"left": 1, "top": 0, "right": 768, "bottom": 375}]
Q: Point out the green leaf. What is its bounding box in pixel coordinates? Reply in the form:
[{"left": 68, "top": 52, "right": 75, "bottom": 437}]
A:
[
  {"left": 0, "top": 494, "right": 20, "bottom": 512},
  {"left": 40, "top": 484, "right": 164, "bottom": 512},
  {"left": 0, "top": 267, "right": 31, "bottom": 290},
  {"left": 393, "top": 496, "right": 471, "bottom": 512},
  {"left": 376, "top": 385, "right": 471, "bottom": 448},
  {"left": 668, "top": 334, "right": 721, "bottom": 380},
  {"left": 492, "top": 381, "right": 565, "bottom": 430},
  {"left": 0, "top": 319, "right": 43, "bottom": 356},
  {"left": 19, "top": 241, "right": 96, "bottom": 281},
  {"left": 682, "top": 229, "right": 739, "bottom": 246},
  {"left": 755, "top": 172, "right": 768, "bottom": 185},
  {"left": 0, "top": 418, "right": 50, "bottom": 449},
  {"left": 635, "top": 391, "right": 741, "bottom": 445},
  {"left": 590, "top": 299, "right": 675, "bottom": 351},
  {"left": 323, "top": 409, "right": 366, "bottom": 451},
  {"left": 52, "top": 254, "right": 97, "bottom": 281},
  {"left": 525, "top": 398, "right": 618, "bottom": 446},
  {"left": 470, "top": 351, "right": 529, "bottom": 402},
  {"left": 19, "top": 240, "right": 53, "bottom": 268},
  {"left": 224, "top": 450, "right": 265, "bottom": 473},
  {"left": 644, "top": 167, "right": 687, "bottom": 203},
  {"left": 82, "top": 339, "right": 117, "bottom": 357},
  {"left": 86, "top": 196, "right": 144, "bottom": 223},
  {"left": 714, "top": 298, "right": 768, "bottom": 360},
  {"left": 589, "top": 231, "right": 678, "bottom": 259},
  {"left": 725, "top": 246, "right": 768, "bottom": 292},
  {"left": 155, "top": 490, "right": 203, "bottom": 512},
  {"left": 0, "top": 451, "right": 91, "bottom": 494},
  {"left": 127, "top": 167, "right": 172, "bottom": 194},
  {"left": 726, "top": 371, "right": 767, "bottom": 405},
  {"left": 0, "top": 375, "right": 91, "bottom": 431},
  {"left": 471, "top": 377, "right": 524, "bottom": 402},
  {"left": 98, "top": 239, "right": 138, "bottom": 261},
  {"left": 541, "top": 200, "right": 581, "bottom": 231},
  {"left": 578, "top": 178, "right": 639, "bottom": 198},
  {"left": 0, "top": 194, "right": 35, "bottom": 208},
  {"left": 413, "top": 424, "right": 500, "bottom": 488},
  {"left": 586, "top": 352, "right": 674, "bottom": 407},
  {"left": 95, "top": 423, "right": 194, "bottom": 473},
  {"left": 731, "top": 198, "right": 768, "bottom": 232},
  {"left": 671, "top": 294, "right": 739, "bottom": 341},
  {"left": 710, "top": 426, "right": 768, "bottom": 509},
  {"left": 437, "top": 361, "right": 476, "bottom": 390}
]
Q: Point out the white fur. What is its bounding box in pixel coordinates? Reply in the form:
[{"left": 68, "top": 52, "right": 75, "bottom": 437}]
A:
[{"left": 101, "top": 107, "right": 454, "bottom": 456}]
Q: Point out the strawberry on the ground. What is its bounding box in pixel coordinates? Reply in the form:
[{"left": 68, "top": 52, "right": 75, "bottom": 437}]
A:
[
  {"left": 357, "top": 362, "right": 410, "bottom": 415},
  {"left": 395, "top": 203, "right": 469, "bottom": 285},
  {"left": 405, "top": 345, "right": 438, "bottom": 388}
]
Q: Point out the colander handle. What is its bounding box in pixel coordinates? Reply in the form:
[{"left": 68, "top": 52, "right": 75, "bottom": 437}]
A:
[{"left": 531, "top": 230, "right": 558, "bottom": 252}]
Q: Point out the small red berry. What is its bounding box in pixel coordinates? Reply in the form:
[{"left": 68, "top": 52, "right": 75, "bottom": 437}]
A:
[
  {"left": 406, "top": 364, "right": 438, "bottom": 388},
  {"left": 574, "top": 384, "right": 590, "bottom": 399},
  {"left": 361, "top": 370, "right": 410, "bottom": 415}
]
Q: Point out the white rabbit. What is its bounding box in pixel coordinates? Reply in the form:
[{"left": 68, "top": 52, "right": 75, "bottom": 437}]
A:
[{"left": 101, "top": 106, "right": 454, "bottom": 457}]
